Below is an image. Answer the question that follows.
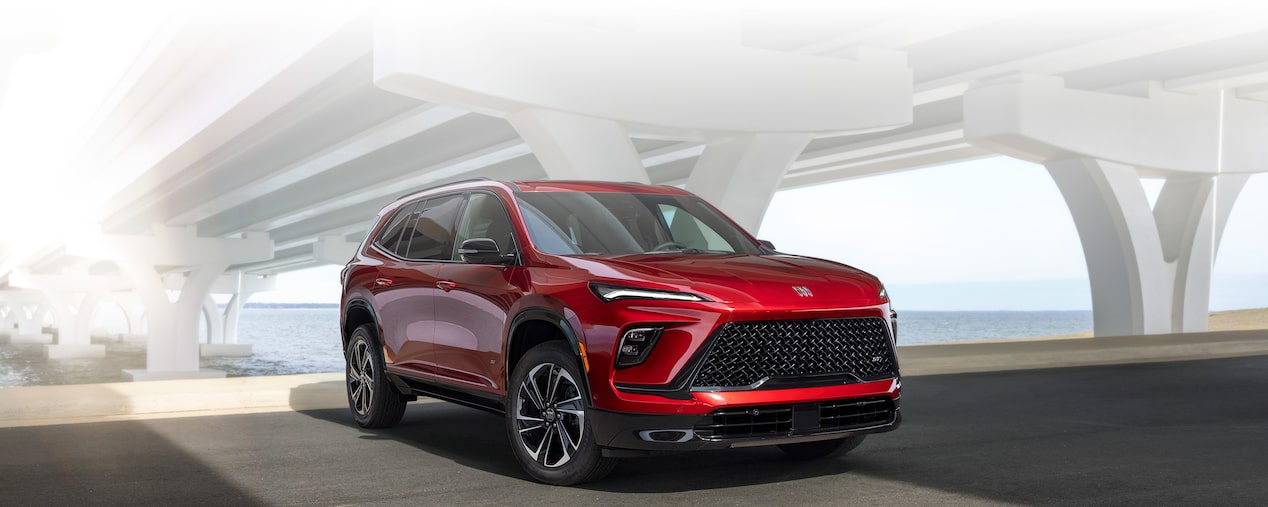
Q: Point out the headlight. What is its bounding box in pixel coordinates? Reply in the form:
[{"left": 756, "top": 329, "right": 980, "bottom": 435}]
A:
[
  {"left": 879, "top": 286, "right": 888, "bottom": 300},
  {"left": 590, "top": 283, "right": 709, "bottom": 302}
]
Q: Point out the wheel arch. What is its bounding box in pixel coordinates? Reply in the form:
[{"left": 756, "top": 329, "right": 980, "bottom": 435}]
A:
[
  {"left": 342, "top": 297, "right": 380, "bottom": 350},
  {"left": 506, "top": 308, "right": 591, "bottom": 396}
]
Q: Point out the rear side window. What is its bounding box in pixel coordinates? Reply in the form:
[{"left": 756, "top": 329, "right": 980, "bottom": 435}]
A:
[
  {"left": 373, "top": 201, "right": 419, "bottom": 255},
  {"left": 399, "top": 194, "right": 464, "bottom": 260}
]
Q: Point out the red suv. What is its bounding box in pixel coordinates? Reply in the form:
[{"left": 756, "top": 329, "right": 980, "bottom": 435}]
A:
[{"left": 340, "top": 179, "right": 900, "bottom": 485}]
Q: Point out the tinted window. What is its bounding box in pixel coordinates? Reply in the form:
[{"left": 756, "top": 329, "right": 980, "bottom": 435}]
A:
[
  {"left": 514, "top": 192, "right": 760, "bottom": 255},
  {"left": 400, "top": 194, "right": 464, "bottom": 260},
  {"left": 452, "top": 192, "right": 517, "bottom": 260},
  {"left": 374, "top": 201, "right": 419, "bottom": 255}
]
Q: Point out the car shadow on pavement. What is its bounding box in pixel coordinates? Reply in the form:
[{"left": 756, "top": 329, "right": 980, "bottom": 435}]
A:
[{"left": 291, "top": 391, "right": 864, "bottom": 492}]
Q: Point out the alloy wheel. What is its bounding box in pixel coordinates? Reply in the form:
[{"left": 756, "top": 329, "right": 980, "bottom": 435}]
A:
[
  {"left": 347, "top": 339, "right": 374, "bottom": 416},
  {"left": 515, "top": 363, "right": 585, "bottom": 468}
]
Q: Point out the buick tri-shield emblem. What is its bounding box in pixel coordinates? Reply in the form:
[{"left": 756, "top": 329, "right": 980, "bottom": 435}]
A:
[{"left": 792, "top": 286, "right": 813, "bottom": 297}]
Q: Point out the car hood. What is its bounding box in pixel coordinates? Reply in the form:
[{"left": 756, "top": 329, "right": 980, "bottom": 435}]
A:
[{"left": 564, "top": 253, "right": 885, "bottom": 306}]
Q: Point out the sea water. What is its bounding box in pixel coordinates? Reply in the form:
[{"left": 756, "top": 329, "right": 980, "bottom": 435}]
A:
[{"left": 0, "top": 308, "right": 1093, "bottom": 388}]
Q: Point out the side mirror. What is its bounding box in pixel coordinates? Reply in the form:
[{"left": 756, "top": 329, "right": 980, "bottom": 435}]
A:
[
  {"left": 758, "top": 239, "right": 777, "bottom": 253},
  {"left": 459, "top": 238, "right": 514, "bottom": 265}
]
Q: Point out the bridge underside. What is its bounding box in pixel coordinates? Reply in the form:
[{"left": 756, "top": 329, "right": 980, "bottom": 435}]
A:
[{"left": 1, "top": 5, "right": 1267, "bottom": 378}]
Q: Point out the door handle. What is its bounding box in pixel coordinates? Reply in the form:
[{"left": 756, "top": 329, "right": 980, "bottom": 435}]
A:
[
  {"left": 374, "top": 278, "right": 393, "bottom": 288},
  {"left": 436, "top": 280, "right": 457, "bottom": 292}
]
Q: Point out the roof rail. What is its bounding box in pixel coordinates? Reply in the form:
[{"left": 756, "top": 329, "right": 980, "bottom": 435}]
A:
[{"left": 396, "top": 177, "right": 492, "bottom": 200}]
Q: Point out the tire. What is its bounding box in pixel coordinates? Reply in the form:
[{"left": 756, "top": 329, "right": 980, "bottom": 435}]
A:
[
  {"left": 506, "top": 341, "right": 615, "bottom": 485},
  {"left": 778, "top": 434, "right": 866, "bottom": 460},
  {"left": 345, "top": 324, "right": 407, "bottom": 428}
]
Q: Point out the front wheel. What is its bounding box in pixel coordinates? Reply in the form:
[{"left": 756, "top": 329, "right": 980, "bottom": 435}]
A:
[
  {"left": 345, "top": 324, "right": 407, "bottom": 428},
  {"left": 778, "top": 434, "right": 866, "bottom": 459},
  {"left": 506, "top": 341, "right": 615, "bottom": 485}
]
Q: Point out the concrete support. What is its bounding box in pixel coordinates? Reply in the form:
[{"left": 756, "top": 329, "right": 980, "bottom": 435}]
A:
[
  {"left": 197, "top": 271, "right": 276, "bottom": 357},
  {"left": 66, "top": 226, "right": 272, "bottom": 380},
  {"left": 507, "top": 109, "right": 649, "bottom": 183},
  {"left": 9, "top": 303, "right": 52, "bottom": 343},
  {"left": 0, "top": 293, "right": 52, "bottom": 343},
  {"left": 686, "top": 133, "right": 813, "bottom": 233},
  {"left": 8, "top": 270, "right": 133, "bottom": 358},
  {"left": 965, "top": 74, "right": 1268, "bottom": 336},
  {"left": 1045, "top": 158, "right": 1248, "bottom": 335}
]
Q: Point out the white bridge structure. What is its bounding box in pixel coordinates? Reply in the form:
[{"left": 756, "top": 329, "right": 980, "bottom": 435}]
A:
[{"left": 1, "top": 4, "right": 1266, "bottom": 379}]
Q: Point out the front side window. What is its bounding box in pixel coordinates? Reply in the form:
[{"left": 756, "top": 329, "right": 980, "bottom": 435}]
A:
[
  {"left": 514, "top": 192, "right": 759, "bottom": 256},
  {"left": 452, "top": 192, "right": 517, "bottom": 260}
]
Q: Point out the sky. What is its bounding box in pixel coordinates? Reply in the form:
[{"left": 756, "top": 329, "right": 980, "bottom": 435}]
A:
[{"left": 254, "top": 156, "right": 1268, "bottom": 311}]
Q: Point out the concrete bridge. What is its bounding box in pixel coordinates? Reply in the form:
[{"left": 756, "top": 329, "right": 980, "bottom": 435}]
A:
[{"left": 2, "top": 4, "right": 1267, "bottom": 379}]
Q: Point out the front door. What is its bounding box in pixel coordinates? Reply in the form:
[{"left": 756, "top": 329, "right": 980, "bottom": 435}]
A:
[{"left": 433, "top": 191, "right": 527, "bottom": 394}]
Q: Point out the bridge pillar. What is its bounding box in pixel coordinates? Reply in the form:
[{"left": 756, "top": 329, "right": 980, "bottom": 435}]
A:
[
  {"left": 9, "top": 270, "right": 133, "bottom": 358},
  {"left": 1, "top": 292, "right": 52, "bottom": 343},
  {"left": 198, "top": 271, "right": 276, "bottom": 357},
  {"left": 66, "top": 225, "right": 273, "bottom": 380},
  {"left": 965, "top": 74, "right": 1268, "bottom": 336},
  {"left": 508, "top": 109, "right": 650, "bottom": 183},
  {"left": 686, "top": 133, "right": 813, "bottom": 233}
]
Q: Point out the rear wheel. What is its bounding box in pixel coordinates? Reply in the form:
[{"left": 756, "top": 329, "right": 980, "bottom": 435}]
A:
[
  {"left": 506, "top": 341, "right": 615, "bottom": 485},
  {"left": 346, "top": 324, "right": 407, "bottom": 428},
  {"left": 778, "top": 434, "right": 866, "bottom": 459}
]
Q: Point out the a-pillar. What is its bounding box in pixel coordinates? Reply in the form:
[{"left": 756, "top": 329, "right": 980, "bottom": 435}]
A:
[
  {"left": 66, "top": 225, "right": 273, "bottom": 380},
  {"left": 965, "top": 74, "right": 1267, "bottom": 336}
]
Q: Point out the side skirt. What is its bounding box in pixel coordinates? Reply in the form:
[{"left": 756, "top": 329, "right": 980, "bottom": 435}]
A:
[{"left": 385, "top": 370, "right": 506, "bottom": 416}]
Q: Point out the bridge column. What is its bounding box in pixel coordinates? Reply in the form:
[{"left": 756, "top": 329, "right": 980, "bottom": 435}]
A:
[
  {"left": 965, "top": 74, "right": 1268, "bottom": 336},
  {"left": 686, "top": 133, "right": 813, "bottom": 233},
  {"left": 2, "top": 292, "right": 52, "bottom": 343},
  {"left": 9, "top": 270, "right": 132, "bottom": 358},
  {"left": 199, "top": 271, "right": 276, "bottom": 357},
  {"left": 507, "top": 109, "right": 650, "bottom": 183},
  {"left": 66, "top": 225, "right": 272, "bottom": 380}
]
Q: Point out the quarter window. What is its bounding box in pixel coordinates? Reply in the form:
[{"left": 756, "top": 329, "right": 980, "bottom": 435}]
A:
[
  {"left": 373, "top": 201, "right": 419, "bottom": 256},
  {"left": 399, "top": 194, "right": 464, "bottom": 260}
]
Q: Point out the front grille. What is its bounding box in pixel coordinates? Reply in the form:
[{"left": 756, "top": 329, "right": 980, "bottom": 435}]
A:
[
  {"left": 693, "top": 406, "right": 793, "bottom": 440},
  {"left": 691, "top": 317, "right": 898, "bottom": 389},
  {"left": 820, "top": 397, "right": 895, "bottom": 430},
  {"left": 693, "top": 397, "right": 897, "bottom": 441}
]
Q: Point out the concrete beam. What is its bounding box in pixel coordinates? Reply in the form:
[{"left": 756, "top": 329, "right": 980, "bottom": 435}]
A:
[
  {"left": 965, "top": 74, "right": 1268, "bottom": 176},
  {"left": 374, "top": 8, "right": 912, "bottom": 136}
]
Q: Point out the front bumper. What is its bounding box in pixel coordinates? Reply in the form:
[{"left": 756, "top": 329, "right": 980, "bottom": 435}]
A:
[{"left": 589, "top": 393, "right": 901, "bottom": 454}]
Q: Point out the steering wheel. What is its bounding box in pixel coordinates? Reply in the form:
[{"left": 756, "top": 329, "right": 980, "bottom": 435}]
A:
[{"left": 651, "top": 241, "right": 689, "bottom": 252}]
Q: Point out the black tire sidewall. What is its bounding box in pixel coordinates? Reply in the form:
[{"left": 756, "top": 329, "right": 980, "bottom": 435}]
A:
[
  {"left": 505, "top": 341, "right": 612, "bottom": 485},
  {"left": 346, "top": 325, "right": 405, "bottom": 428}
]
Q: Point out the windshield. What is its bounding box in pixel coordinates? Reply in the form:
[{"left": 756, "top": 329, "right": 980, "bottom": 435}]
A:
[{"left": 514, "top": 191, "right": 761, "bottom": 256}]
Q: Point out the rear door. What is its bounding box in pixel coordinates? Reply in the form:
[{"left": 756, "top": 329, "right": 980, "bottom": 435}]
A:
[{"left": 374, "top": 193, "right": 463, "bottom": 377}]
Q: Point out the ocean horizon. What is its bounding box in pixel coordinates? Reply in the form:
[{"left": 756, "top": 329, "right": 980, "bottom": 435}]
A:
[{"left": 2, "top": 307, "right": 1103, "bottom": 388}]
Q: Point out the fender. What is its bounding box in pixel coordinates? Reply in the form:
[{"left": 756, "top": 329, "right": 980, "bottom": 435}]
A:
[
  {"left": 342, "top": 297, "right": 382, "bottom": 347},
  {"left": 507, "top": 307, "right": 592, "bottom": 396}
]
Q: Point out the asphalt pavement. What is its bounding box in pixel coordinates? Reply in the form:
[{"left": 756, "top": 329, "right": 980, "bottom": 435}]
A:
[{"left": 2, "top": 355, "right": 1267, "bottom": 505}]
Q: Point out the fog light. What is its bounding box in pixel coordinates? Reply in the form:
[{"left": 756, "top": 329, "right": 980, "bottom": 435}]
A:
[{"left": 616, "top": 327, "right": 663, "bottom": 368}]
